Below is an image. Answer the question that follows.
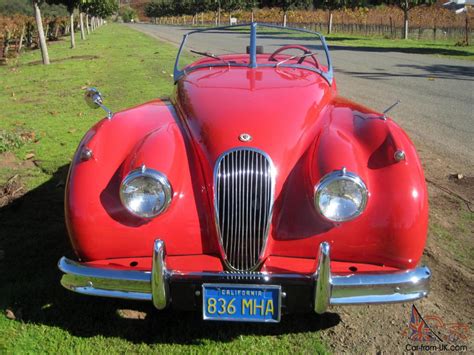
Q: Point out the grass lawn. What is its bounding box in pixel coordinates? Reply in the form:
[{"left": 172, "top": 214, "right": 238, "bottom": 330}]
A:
[
  {"left": 325, "top": 33, "right": 474, "bottom": 61},
  {"left": 0, "top": 24, "right": 329, "bottom": 353}
]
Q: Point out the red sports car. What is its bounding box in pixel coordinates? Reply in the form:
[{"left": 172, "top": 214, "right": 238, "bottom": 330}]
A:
[{"left": 58, "top": 23, "right": 431, "bottom": 323}]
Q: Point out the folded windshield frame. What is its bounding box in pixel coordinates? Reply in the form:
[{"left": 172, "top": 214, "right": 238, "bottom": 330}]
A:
[{"left": 173, "top": 22, "right": 334, "bottom": 85}]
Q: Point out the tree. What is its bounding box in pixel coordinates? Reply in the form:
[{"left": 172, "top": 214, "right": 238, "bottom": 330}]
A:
[
  {"left": 84, "top": 0, "right": 118, "bottom": 28},
  {"left": 274, "top": 0, "right": 312, "bottom": 27},
  {"left": 321, "top": 0, "right": 346, "bottom": 34},
  {"left": 78, "top": 0, "right": 90, "bottom": 40},
  {"left": 244, "top": 0, "right": 260, "bottom": 22},
  {"left": 191, "top": 0, "right": 208, "bottom": 25},
  {"left": 206, "top": 0, "right": 221, "bottom": 25},
  {"left": 47, "top": 0, "right": 81, "bottom": 48},
  {"left": 389, "top": 0, "right": 435, "bottom": 39},
  {"left": 144, "top": 1, "right": 175, "bottom": 22},
  {"left": 221, "top": 0, "right": 245, "bottom": 25},
  {"left": 31, "top": 0, "right": 50, "bottom": 64}
]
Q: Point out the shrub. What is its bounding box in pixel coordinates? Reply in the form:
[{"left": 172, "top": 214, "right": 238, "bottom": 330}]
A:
[{"left": 119, "top": 6, "right": 137, "bottom": 23}]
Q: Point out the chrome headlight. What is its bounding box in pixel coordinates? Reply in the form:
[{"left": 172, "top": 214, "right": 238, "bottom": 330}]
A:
[
  {"left": 120, "top": 167, "right": 172, "bottom": 218},
  {"left": 314, "top": 169, "right": 368, "bottom": 222}
]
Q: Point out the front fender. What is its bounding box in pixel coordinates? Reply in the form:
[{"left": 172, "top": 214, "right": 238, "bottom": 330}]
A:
[
  {"left": 309, "top": 97, "right": 428, "bottom": 269},
  {"left": 258, "top": 97, "right": 428, "bottom": 270},
  {"left": 65, "top": 99, "right": 218, "bottom": 261}
]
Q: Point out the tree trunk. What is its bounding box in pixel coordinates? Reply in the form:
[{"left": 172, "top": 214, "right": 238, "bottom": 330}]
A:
[
  {"left": 201, "top": 12, "right": 203, "bottom": 25},
  {"left": 26, "top": 22, "right": 33, "bottom": 48},
  {"left": 229, "top": 12, "right": 232, "bottom": 25},
  {"left": 389, "top": 16, "right": 393, "bottom": 38},
  {"left": 33, "top": 1, "right": 50, "bottom": 65},
  {"left": 80, "top": 12, "right": 86, "bottom": 40},
  {"left": 283, "top": 11, "right": 287, "bottom": 27},
  {"left": 70, "top": 12, "right": 76, "bottom": 48},
  {"left": 18, "top": 25, "right": 25, "bottom": 53},
  {"left": 465, "top": 8, "right": 470, "bottom": 46},
  {"left": 403, "top": 9, "right": 409, "bottom": 40},
  {"left": 328, "top": 11, "right": 333, "bottom": 34},
  {"left": 251, "top": 10, "right": 254, "bottom": 23},
  {"left": 218, "top": 6, "right": 221, "bottom": 25},
  {"left": 45, "top": 24, "right": 50, "bottom": 40},
  {"left": 3, "top": 30, "right": 10, "bottom": 58},
  {"left": 85, "top": 14, "right": 90, "bottom": 35}
]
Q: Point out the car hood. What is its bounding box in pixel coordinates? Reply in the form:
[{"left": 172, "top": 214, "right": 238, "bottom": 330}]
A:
[{"left": 175, "top": 66, "right": 334, "bottom": 193}]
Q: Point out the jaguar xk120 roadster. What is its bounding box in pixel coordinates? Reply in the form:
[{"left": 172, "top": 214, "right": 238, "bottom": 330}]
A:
[{"left": 58, "top": 23, "right": 431, "bottom": 323}]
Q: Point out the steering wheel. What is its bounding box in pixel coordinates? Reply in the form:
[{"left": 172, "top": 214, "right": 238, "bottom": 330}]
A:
[{"left": 268, "top": 45, "right": 319, "bottom": 68}]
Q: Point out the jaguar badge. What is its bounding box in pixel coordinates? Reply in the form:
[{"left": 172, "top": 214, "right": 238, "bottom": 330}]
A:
[{"left": 239, "top": 133, "right": 252, "bottom": 142}]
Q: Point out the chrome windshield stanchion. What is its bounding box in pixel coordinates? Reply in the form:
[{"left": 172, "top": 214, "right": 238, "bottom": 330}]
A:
[
  {"left": 152, "top": 239, "right": 170, "bottom": 310},
  {"left": 314, "top": 242, "right": 331, "bottom": 314}
]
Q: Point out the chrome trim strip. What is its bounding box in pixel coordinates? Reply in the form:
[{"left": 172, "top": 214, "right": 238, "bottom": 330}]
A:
[
  {"left": 58, "top": 240, "right": 431, "bottom": 312},
  {"left": 213, "top": 147, "right": 276, "bottom": 272},
  {"left": 314, "top": 242, "right": 331, "bottom": 314},
  {"left": 312, "top": 243, "right": 431, "bottom": 313},
  {"left": 151, "top": 240, "right": 169, "bottom": 310},
  {"left": 58, "top": 257, "right": 152, "bottom": 299},
  {"left": 330, "top": 266, "right": 431, "bottom": 305}
]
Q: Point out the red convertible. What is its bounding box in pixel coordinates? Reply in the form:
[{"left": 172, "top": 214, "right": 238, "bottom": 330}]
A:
[{"left": 59, "top": 23, "right": 431, "bottom": 323}]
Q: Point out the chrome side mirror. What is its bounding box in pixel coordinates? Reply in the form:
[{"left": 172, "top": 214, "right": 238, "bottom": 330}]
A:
[
  {"left": 84, "top": 87, "right": 113, "bottom": 119},
  {"left": 85, "top": 87, "right": 103, "bottom": 109}
]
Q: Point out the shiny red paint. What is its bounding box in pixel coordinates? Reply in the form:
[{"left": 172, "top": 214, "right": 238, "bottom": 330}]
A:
[
  {"left": 84, "top": 256, "right": 398, "bottom": 274},
  {"left": 65, "top": 58, "right": 428, "bottom": 273}
]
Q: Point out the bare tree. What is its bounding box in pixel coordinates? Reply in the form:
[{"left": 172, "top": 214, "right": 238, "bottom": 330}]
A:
[
  {"left": 32, "top": 0, "right": 50, "bottom": 64},
  {"left": 391, "top": 0, "right": 436, "bottom": 39}
]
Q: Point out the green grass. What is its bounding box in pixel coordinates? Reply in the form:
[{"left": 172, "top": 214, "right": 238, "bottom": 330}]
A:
[
  {"left": 0, "top": 24, "right": 178, "bottom": 188},
  {"left": 325, "top": 33, "right": 474, "bottom": 61},
  {"left": 430, "top": 209, "right": 474, "bottom": 270},
  {"left": 0, "top": 24, "right": 329, "bottom": 353}
]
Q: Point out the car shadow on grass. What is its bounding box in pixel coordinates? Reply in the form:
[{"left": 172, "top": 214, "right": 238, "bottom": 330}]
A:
[{"left": 0, "top": 164, "right": 340, "bottom": 344}]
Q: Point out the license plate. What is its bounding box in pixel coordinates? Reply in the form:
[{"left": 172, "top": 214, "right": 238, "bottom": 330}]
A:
[{"left": 202, "top": 284, "right": 281, "bottom": 322}]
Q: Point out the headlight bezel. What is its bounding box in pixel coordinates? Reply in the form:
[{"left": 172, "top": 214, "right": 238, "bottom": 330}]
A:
[
  {"left": 119, "top": 166, "right": 173, "bottom": 219},
  {"left": 314, "top": 169, "right": 368, "bottom": 223}
]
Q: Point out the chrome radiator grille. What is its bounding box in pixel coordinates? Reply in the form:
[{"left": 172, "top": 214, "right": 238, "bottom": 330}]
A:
[{"left": 214, "top": 148, "right": 274, "bottom": 271}]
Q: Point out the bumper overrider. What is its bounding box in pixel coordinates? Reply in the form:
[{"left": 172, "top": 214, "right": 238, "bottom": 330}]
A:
[{"left": 58, "top": 240, "right": 431, "bottom": 315}]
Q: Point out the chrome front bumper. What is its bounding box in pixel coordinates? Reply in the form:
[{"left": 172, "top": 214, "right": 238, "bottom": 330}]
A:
[{"left": 58, "top": 240, "right": 431, "bottom": 314}]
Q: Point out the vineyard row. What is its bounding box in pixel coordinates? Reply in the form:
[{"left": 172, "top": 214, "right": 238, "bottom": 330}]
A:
[{"left": 0, "top": 15, "right": 102, "bottom": 63}]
